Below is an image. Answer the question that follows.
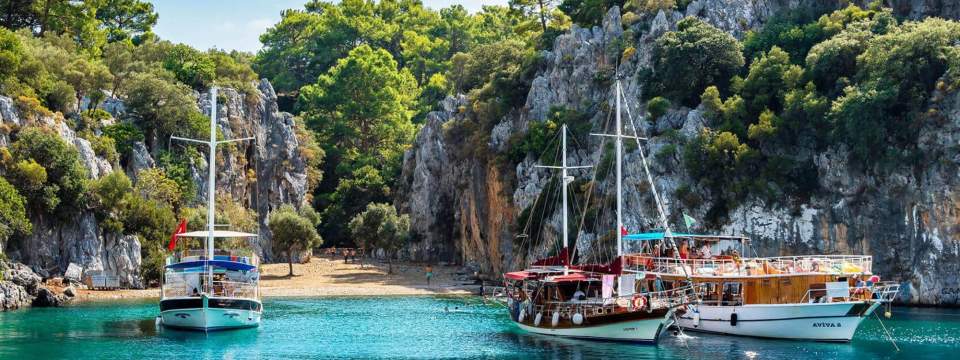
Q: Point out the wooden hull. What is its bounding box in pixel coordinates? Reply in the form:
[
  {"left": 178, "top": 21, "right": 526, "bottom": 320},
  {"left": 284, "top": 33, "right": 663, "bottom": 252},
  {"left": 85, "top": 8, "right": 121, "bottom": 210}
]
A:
[
  {"left": 677, "top": 302, "right": 880, "bottom": 341},
  {"left": 512, "top": 308, "right": 674, "bottom": 343}
]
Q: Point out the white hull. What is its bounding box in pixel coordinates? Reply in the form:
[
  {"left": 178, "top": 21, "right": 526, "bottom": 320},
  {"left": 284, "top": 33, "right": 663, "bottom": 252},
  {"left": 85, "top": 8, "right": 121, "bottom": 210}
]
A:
[
  {"left": 515, "top": 311, "right": 673, "bottom": 343},
  {"left": 677, "top": 302, "right": 880, "bottom": 341},
  {"left": 160, "top": 300, "right": 261, "bottom": 331}
]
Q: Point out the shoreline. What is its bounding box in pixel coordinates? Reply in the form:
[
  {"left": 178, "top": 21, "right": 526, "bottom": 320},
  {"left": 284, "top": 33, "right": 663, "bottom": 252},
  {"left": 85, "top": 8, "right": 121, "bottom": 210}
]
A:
[{"left": 74, "top": 257, "right": 476, "bottom": 302}]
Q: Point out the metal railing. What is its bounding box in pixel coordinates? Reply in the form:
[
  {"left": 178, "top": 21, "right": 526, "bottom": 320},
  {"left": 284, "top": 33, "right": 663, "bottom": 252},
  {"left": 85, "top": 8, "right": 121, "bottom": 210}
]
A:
[
  {"left": 798, "top": 282, "right": 901, "bottom": 304},
  {"left": 510, "top": 284, "right": 703, "bottom": 322},
  {"left": 166, "top": 249, "right": 259, "bottom": 267},
  {"left": 162, "top": 279, "right": 259, "bottom": 300},
  {"left": 624, "top": 255, "right": 873, "bottom": 277}
]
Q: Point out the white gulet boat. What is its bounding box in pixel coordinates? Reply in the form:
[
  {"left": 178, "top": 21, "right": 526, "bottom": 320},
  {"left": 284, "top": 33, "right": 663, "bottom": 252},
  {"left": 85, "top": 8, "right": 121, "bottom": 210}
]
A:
[
  {"left": 503, "top": 78, "right": 699, "bottom": 343},
  {"left": 158, "top": 87, "right": 262, "bottom": 331}
]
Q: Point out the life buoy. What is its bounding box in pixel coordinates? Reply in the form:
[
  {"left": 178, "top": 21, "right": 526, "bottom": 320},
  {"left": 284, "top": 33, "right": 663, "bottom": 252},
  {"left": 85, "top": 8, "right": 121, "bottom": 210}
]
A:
[
  {"left": 632, "top": 294, "right": 647, "bottom": 311},
  {"left": 572, "top": 312, "right": 584, "bottom": 325}
]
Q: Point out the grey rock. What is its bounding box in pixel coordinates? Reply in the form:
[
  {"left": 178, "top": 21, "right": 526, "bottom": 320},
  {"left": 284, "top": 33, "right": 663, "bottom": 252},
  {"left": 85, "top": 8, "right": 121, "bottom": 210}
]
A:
[
  {"left": 0, "top": 281, "right": 32, "bottom": 310},
  {"left": 31, "top": 287, "right": 66, "bottom": 307},
  {"left": 127, "top": 141, "right": 155, "bottom": 181},
  {"left": 63, "top": 286, "right": 76, "bottom": 297},
  {"left": 64, "top": 263, "right": 83, "bottom": 283}
]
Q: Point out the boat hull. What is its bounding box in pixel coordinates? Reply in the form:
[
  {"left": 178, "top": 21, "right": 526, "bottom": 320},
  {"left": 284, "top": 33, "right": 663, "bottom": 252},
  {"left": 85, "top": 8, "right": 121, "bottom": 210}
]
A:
[
  {"left": 677, "top": 301, "right": 880, "bottom": 341},
  {"left": 159, "top": 297, "right": 262, "bottom": 331},
  {"left": 514, "top": 311, "right": 673, "bottom": 343}
]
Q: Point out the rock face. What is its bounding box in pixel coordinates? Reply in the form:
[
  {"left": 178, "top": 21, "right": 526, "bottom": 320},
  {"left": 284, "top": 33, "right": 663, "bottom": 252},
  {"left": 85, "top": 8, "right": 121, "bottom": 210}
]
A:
[
  {"left": 397, "top": 4, "right": 960, "bottom": 305},
  {"left": 1, "top": 79, "right": 308, "bottom": 293},
  {"left": 1, "top": 261, "right": 52, "bottom": 310}
]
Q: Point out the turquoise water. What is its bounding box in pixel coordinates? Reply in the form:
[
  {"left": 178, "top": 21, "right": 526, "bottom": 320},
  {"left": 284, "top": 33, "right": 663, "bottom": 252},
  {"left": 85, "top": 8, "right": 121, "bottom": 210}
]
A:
[{"left": 0, "top": 296, "right": 957, "bottom": 359}]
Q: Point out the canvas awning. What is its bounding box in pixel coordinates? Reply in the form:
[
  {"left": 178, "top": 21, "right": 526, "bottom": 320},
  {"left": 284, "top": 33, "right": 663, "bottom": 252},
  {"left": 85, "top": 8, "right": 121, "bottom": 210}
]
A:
[
  {"left": 545, "top": 273, "right": 596, "bottom": 283},
  {"left": 623, "top": 232, "right": 748, "bottom": 242},
  {"left": 166, "top": 260, "right": 256, "bottom": 271},
  {"left": 504, "top": 271, "right": 533, "bottom": 280}
]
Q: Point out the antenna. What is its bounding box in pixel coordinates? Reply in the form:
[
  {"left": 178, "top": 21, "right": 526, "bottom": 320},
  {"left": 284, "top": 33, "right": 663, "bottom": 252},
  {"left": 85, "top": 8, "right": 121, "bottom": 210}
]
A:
[
  {"left": 171, "top": 87, "right": 254, "bottom": 292},
  {"left": 534, "top": 124, "right": 590, "bottom": 275}
]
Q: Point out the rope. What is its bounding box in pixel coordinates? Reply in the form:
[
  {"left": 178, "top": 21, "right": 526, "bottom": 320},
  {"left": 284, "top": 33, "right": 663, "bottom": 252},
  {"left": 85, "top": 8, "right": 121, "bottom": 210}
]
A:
[{"left": 874, "top": 310, "right": 900, "bottom": 352}]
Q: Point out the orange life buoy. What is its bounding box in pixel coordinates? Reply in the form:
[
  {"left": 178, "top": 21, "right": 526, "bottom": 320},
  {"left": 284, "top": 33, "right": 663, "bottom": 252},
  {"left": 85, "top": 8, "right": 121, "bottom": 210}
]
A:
[{"left": 632, "top": 294, "right": 647, "bottom": 310}]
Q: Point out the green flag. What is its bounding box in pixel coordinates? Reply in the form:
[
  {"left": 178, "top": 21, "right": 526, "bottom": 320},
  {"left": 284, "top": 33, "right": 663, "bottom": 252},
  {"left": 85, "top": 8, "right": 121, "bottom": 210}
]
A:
[{"left": 683, "top": 213, "right": 697, "bottom": 229}]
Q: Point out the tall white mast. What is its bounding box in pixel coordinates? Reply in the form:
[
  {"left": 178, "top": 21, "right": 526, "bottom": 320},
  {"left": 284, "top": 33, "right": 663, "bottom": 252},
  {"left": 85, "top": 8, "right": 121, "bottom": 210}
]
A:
[
  {"left": 171, "top": 87, "right": 254, "bottom": 294},
  {"left": 535, "top": 124, "right": 589, "bottom": 274},
  {"left": 561, "top": 125, "right": 569, "bottom": 274},
  {"left": 615, "top": 79, "right": 624, "bottom": 295},
  {"left": 207, "top": 87, "right": 217, "bottom": 263}
]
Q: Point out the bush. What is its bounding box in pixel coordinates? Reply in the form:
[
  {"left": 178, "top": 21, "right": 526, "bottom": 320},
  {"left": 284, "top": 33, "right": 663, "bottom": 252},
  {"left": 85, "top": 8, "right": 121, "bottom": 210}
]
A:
[
  {"left": 646, "top": 96, "right": 671, "bottom": 121},
  {"left": 0, "top": 177, "right": 31, "bottom": 246},
  {"left": 102, "top": 122, "right": 145, "bottom": 157},
  {"left": 650, "top": 17, "right": 744, "bottom": 106},
  {"left": 10, "top": 127, "right": 88, "bottom": 215}
]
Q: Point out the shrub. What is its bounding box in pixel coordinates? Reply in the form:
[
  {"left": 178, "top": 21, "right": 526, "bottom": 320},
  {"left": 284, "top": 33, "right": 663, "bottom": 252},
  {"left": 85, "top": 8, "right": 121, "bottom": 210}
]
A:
[
  {"left": 646, "top": 96, "right": 671, "bottom": 121},
  {"left": 650, "top": 17, "right": 744, "bottom": 106},
  {"left": 10, "top": 127, "right": 88, "bottom": 215},
  {"left": 102, "top": 122, "right": 145, "bottom": 157}
]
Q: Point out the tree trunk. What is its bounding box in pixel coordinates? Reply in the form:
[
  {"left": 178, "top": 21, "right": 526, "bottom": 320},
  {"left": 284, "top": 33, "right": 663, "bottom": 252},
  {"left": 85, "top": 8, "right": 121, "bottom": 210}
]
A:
[
  {"left": 388, "top": 258, "right": 393, "bottom": 274},
  {"left": 538, "top": 0, "right": 548, "bottom": 33},
  {"left": 287, "top": 250, "right": 294, "bottom": 277}
]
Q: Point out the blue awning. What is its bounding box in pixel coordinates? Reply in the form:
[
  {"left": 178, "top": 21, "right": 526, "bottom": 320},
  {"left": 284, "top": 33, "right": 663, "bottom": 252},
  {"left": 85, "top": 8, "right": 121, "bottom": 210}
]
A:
[
  {"left": 165, "top": 260, "right": 256, "bottom": 271},
  {"left": 623, "top": 232, "right": 699, "bottom": 241}
]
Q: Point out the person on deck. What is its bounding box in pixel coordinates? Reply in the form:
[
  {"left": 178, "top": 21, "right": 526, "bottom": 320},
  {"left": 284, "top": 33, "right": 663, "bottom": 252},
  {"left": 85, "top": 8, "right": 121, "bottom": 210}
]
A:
[
  {"left": 679, "top": 242, "right": 689, "bottom": 260},
  {"left": 572, "top": 289, "right": 586, "bottom": 301},
  {"left": 700, "top": 243, "right": 712, "bottom": 258}
]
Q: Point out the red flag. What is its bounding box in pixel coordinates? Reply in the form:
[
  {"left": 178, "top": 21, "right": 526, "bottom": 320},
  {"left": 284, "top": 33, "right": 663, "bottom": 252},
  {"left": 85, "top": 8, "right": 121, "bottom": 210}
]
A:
[
  {"left": 168, "top": 219, "right": 186, "bottom": 251},
  {"left": 620, "top": 226, "right": 628, "bottom": 236}
]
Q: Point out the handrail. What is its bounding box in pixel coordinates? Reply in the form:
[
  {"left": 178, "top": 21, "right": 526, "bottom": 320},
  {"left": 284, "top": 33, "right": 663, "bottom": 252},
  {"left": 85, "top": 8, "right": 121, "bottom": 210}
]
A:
[
  {"left": 508, "top": 283, "right": 703, "bottom": 320},
  {"left": 162, "top": 279, "right": 260, "bottom": 300},
  {"left": 623, "top": 254, "right": 873, "bottom": 277}
]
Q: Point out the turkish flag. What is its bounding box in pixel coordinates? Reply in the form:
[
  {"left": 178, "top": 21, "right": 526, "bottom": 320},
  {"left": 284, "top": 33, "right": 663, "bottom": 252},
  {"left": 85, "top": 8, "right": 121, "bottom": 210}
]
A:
[
  {"left": 168, "top": 219, "right": 187, "bottom": 251},
  {"left": 620, "top": 226, "right": 628, "bottom": 236}
]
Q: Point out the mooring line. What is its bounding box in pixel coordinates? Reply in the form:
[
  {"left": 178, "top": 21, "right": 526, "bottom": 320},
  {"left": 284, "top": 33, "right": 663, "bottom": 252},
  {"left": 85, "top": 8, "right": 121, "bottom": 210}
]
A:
[{"left": 874, "top": 311, "right": 900, "bottom": 352}]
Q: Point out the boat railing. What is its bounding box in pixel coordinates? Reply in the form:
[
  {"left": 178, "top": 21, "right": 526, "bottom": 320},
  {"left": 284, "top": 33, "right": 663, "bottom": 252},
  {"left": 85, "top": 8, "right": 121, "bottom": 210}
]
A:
[
  {"left": 797, "top": 281, "right": 900, "bottom": 304},
  {"left": 166, "top": 249, "right": 260, "bottom": 267},
  {"left": 624, "top": 254, "right": 873, "bottom": 277},
  {"left": 525, "top": 284, "right": 703, "bottom": 320},
  {"left": 162, "top": 279, "right": 260, "bottom": 300}
]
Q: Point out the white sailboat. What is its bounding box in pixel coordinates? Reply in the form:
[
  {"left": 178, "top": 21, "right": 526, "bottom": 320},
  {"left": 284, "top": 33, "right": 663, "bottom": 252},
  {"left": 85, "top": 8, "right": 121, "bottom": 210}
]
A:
[{"left": 158, "top": 87, "right": 263, "bottom": 331}]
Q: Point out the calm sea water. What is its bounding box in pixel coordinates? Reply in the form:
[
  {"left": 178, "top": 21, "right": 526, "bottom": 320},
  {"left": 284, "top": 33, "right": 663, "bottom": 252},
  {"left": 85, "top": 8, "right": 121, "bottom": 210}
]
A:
[{"left": 0, "top": 296, "right": 956, "bottom": 359}]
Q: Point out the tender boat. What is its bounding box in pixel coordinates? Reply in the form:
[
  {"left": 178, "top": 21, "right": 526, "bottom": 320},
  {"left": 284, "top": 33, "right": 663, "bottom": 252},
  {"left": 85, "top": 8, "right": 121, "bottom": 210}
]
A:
[
  {"left": 623, "top": 232, "right": 900, "bottom": 341},
  {"left": 502, "top": 78, "right": 699, "bottom": 343},
  {"left": 158, "top": 87, "right": 262, "bottom": 331}
]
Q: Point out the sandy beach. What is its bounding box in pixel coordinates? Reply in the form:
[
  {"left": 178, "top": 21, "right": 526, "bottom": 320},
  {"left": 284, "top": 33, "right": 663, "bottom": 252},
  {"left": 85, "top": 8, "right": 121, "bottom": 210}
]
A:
[{"left": 74, "top": 256, "right": 474, "bottom": 302}]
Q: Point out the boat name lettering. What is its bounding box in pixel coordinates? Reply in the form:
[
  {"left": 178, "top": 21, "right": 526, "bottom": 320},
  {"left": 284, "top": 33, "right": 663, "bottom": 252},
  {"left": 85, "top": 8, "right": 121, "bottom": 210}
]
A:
[{"left": 812, "top": 322, "right": 841, "bottom": 328}]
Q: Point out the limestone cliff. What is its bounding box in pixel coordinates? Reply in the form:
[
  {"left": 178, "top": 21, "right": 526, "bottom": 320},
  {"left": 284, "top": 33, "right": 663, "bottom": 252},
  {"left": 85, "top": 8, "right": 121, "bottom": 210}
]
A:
[
  {"left": 0, "top": 79, "right": 308, "bottom": 291},
  {"left": 397, "top": 3, "right": 960, "bottom": 305}
]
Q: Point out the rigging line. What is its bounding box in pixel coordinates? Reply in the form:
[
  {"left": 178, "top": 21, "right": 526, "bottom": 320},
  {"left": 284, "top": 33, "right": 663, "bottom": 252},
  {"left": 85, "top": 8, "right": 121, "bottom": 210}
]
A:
[
  {"left": 874, "top": 311, "right": 900, "bottom": 352},
  {"left": 571, "top": 106, "right": 612, "bottom": 266},
  {"left": 619, "top": 84, "right": 693, "bottom": 281}
]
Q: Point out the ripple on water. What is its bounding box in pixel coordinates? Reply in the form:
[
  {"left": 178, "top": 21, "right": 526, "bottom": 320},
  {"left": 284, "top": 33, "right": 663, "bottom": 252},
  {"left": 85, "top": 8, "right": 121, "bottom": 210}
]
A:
[{"left": 0, "top": 298, "right": 956, "bottom": 359}]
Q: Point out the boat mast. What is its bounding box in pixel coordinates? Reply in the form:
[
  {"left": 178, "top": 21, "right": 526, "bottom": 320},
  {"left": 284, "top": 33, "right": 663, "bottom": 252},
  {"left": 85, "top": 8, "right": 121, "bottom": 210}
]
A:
[
  {"left": 207, "top": 87, "right": 217, "bottom": 265},
  {"left": 615, "top": 79, "right": 624, "bottom": 295},
  {"left": 535, "top": 124, "right": 589, "bottom": 274}
]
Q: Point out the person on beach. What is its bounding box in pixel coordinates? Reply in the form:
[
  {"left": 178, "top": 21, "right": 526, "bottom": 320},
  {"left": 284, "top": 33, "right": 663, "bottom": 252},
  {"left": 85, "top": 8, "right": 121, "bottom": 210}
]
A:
[{"left": 426, "top": 265, "right": 433, "bottom": 286}]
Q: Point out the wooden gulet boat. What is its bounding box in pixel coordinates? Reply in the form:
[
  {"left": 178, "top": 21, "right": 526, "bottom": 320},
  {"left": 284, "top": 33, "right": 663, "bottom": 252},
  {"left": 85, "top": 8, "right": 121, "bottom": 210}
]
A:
[
  {"left": 158, "top": 87, "right": 263, "bottom": 331},
  {"left": 623, "top": 233, "right": 900, "bottom": 341},
  {"left": 502, "top": 79, "right": 699, "bottom": 343}
]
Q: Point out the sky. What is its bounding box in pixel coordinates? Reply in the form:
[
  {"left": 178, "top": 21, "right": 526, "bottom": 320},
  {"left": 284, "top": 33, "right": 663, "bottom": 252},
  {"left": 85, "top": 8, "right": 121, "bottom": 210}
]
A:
[{"left": 149, "top": 0, "right": 509, "bottom": 53}]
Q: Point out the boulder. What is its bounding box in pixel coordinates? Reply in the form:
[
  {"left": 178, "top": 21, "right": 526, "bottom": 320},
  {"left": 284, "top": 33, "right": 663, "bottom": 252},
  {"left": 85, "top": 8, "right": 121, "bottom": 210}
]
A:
[
  {"left": 0, "top": 281, "right": 32, "bottom": 310},
  {"left": 31, "top": 287, "right": 67, "bottom": 307}
]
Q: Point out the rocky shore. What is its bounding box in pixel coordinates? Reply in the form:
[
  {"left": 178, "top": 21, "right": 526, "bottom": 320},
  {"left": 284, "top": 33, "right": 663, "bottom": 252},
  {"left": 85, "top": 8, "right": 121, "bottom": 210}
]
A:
[{"left": 0, "top": 260, "right": 75, "bottom": 310}]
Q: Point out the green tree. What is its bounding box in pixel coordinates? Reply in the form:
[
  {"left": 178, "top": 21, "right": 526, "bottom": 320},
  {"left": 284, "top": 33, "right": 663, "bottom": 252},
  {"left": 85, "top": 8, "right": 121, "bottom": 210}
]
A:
[
  {"left": 269, "top": 204, "right": 322, "bottom": 276},
  {"left": 95, "top": 0, "right": 158, "bottom": 43},
  {"left": 650, "top": 17, "right": 744, "bottom": 106},
  {"left": 89, "top": 171, "right": 132, "bottom": 233},
  {"left": 134, "top": 168, "right": 183, "bottom": 210},
  {"left": 558, "top": 0, "right": 624, "bottom": 27},
  {"left": 123, "top": 71, "right": 202, "bottom": 151},
  {"left": 10, "top": 127, "right": 88, "bottom": 215},
  {"left": 348, "top": 202, "right": 410, "bottom": 274},
  {"left": 646, "top": 96, "right": 671, "bottom": 121},
  {"left": 739, "top": 46, "right": 803, "bottom": 115},
  {"left": 0, "top": 177, "right": 31, "bottom": 249},
  {"left": 162, "top": 44, "right": 216, "bottom": 90}
]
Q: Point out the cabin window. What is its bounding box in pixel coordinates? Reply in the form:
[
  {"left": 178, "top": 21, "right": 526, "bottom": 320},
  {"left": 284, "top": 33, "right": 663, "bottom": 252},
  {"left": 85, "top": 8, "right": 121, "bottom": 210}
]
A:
[
  {"left": 701, "top": 282, "right": 720, "bottom": 304},
  {"left": 722, "top": 282, "right": 743, "bottom": 306}
]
